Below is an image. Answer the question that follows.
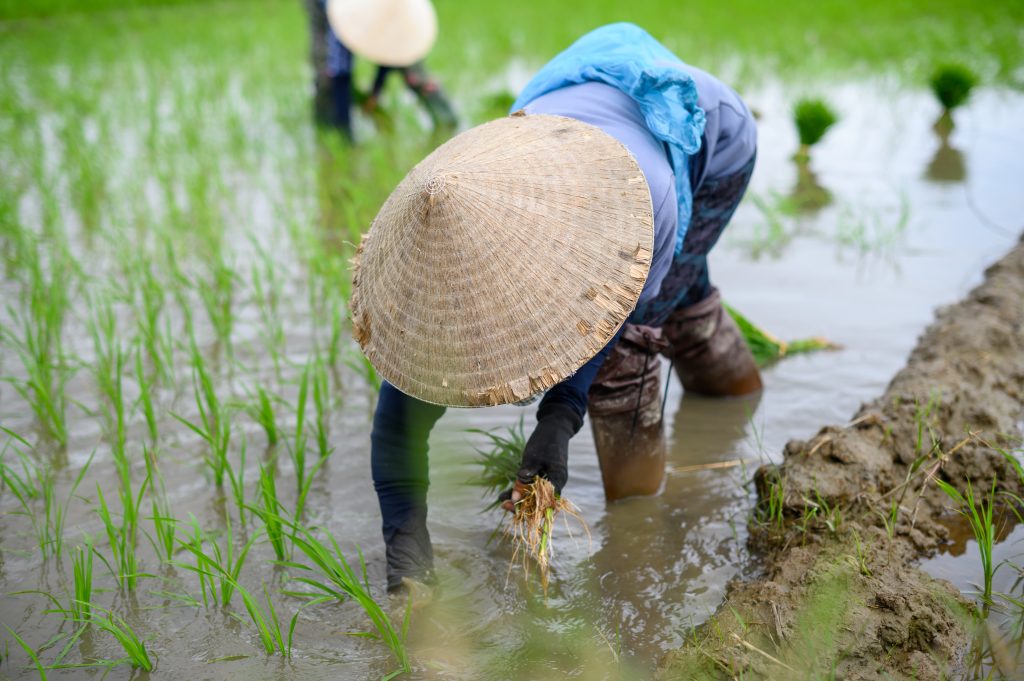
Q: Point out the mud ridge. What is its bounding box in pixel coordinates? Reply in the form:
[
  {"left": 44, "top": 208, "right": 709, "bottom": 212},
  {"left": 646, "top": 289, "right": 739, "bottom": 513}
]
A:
[{"left": 660, "top": 235, "right": 1024, "bottom": 680}]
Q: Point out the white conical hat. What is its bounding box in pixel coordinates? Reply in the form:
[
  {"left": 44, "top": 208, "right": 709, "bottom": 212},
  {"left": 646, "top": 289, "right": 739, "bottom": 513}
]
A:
[
  {"left": 350, "top": 113, "right": 655, "bottom": 407},
  {"left": 326, "top": 0, "right": 438, "bottom": 68}
]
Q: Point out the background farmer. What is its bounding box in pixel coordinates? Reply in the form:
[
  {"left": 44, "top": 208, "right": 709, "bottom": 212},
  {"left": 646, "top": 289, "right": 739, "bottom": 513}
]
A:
[
  {"left": 307, "top": 0, "right": 456, "bottom": 138},
  {"left": 352, "top": 23, "right": 762, "bottom": 591}
]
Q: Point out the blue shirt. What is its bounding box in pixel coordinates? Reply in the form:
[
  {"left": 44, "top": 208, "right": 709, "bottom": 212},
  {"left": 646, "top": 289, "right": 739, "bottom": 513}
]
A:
[
  {"left": 521, "top": 25, "right": 756, "bottom": 420},
  {"left": 525, "top": 83, "right": 678, "bottom": 310}
]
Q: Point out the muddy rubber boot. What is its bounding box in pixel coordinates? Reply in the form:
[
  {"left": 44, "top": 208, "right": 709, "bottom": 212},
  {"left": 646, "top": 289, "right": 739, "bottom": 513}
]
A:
[
  {"left": 663, "top": 288, "right": 762, "bottom": 397},
  {"left": 587, "top": 325, "right": 668, "bottom": 502}
]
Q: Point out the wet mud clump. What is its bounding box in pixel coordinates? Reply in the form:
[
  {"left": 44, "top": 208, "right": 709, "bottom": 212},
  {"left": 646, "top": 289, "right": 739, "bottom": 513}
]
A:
[{"left": 661, "top": 235, "right": 1024, "bottom": 680}]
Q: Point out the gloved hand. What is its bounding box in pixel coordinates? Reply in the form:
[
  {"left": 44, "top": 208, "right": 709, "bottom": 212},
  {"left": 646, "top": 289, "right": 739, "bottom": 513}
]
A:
[{"left": 499, "top": 403, "right": 583, "bottom": 509}]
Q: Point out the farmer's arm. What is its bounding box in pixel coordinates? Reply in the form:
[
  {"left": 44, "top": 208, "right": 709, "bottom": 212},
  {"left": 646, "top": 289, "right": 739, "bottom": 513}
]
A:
[{"left": 509, "top": 328, "right": 624, "bottom": 497}]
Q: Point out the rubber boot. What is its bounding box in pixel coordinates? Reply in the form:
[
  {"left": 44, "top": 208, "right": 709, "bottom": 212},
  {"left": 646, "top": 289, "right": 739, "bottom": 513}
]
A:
[
  {"left": 587, "top": 325, "right": 667, "bottom": 502},
  {"left": 663, "top": 288, "right": 762, "bottom": 397}
]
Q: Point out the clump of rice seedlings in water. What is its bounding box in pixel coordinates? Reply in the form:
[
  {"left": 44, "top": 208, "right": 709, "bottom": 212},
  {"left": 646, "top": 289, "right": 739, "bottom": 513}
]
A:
[
  {"left": 79, "top": 604, "right": 153, "bottom": 672},
  {"left": 929, "top": 63, "right": 978, "bottom": 113},
  {"left": 174, "top": 514, "right": 255, "bottom": 608},
  {"left": 95, "top": 475, "right": 151, "bottom": 591},
  {"left": 70, "top": 538, "right": 94, "bottom": 621},
  {"left": 3, "top": 238, "right": 74, "bottom": 446},
  {"left": 227, "top": 579, "right": 308, "bottom": 658},
  {"left": 251, "top": 463, "right": 287, "bottom": 561},
  {"left": 143, "top": 448, "right": 176, "bottom": 562},
  {"left": 506, "top": 476, "right": 587, "bottom": 595},
  {"left": 792, "top": 98, "right": 838, "bottom": 162},
  {"left": 311, "top": 360, "right": 333, "bottom": 460},
  {"left": 724, "top": 303, "right": 839, "bottom": 366},
  {"left": 134, "top": 346, "right": 159, "bottom": 444},
  {"left": 173, "top": 342, "right": 231, "bottom": 486},
  {"left": 281, "top": 517, "right": 411, "bottom": 674},
  {"left": 245, "top": 385, "right": 280, "bottom": 447},
  {"left": 1, "top": 437, "right": 93, "bottom": 562},
  {"left": 935, "top": 478, "right": 997, "bottom": 609}
]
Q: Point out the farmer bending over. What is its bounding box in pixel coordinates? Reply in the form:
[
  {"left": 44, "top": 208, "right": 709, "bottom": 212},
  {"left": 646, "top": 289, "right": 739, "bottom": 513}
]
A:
[
  {"left": 350, "top": 23, "right": 762, "bottom": 591},
  {"left": 312, "top": 0, "right": 456, "bottom": 138}
]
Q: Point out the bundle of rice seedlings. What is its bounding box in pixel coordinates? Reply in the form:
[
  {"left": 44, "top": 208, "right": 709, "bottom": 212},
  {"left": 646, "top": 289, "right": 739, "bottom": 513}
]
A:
[
  {"left": 505, "top": 476, "right": 587, "bottom": 595},
  {"left": 726, "top": 303, "right": 840, "bottom": 366},
  {"left": 467, "top": 420, "right": 588, "bottom": 593},
  {"left": 929, "top": 63, "right": 978, "bottom": 113},
  {"left": 792, "top": 97, "right": 838, "bottom": 162}
]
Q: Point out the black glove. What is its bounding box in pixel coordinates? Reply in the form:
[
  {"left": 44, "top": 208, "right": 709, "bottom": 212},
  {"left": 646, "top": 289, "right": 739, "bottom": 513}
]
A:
[
  {"left": 515, "top": 403, "right": 584, "bottom": 495},
  {"left": 384, "top": 509, "right": 434, "bottom": 592}
]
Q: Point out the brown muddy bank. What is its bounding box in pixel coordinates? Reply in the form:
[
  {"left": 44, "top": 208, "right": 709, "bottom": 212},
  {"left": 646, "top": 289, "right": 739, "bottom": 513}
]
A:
[{"left": 660, "top": 235, "right": 1024, "bottom": 680}]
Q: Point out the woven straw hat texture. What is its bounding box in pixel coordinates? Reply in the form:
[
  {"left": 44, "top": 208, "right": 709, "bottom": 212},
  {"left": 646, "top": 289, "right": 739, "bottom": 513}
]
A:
[
  {"left": 326, "top": 0, "right": 437, "bottom": 67},
  {"left": 350, "top": 114, "right": 655, "bottom": 407}
]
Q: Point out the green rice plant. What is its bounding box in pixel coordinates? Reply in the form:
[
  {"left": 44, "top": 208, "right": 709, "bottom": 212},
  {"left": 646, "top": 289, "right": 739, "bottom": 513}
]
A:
[
  {"left": 143, "top": 448, "right": 176, "bottom": 563},
  {"left": 756, "top": 469, "right": 787, "bottom": 530},
  {"left": 281, "top": 518, "right": 411, "bottom": 674},
  {"left": 793, "top": 98, "right": 838, "bottom": 159},
  {"left": 3, "top": 626, "right": 47, "bottom": 680},
  {"left": 245, "top": 385, "right": 280, "bottom": 447},
  {"left": 724, "top": 303, "right": 838, "bottom": 367},
  {"left": 134, "top": 345, "right": 159, "bottom": 444},
  {"left": 198, "top": 258, "right": 237, "bottom": 358},
  {"left": 227, "top": 579, "right": 318, "bottom": 658},
  {"left": 876, "top": 498, "right": 901, "bottom": 541},
  {"left": 173, "top": 342, "right": 231, "bottom": 486},
  {"left": 226, "top": 436, "right": 248, "bottom": 522},
  {"left": 845, "top": 532, "right": 872, "bottom": 577},
  {"left": 131, "top": 258, "right": 171, "bottom": 384},
  {"left": 250, "top": 243, "right": 285, "bottom": 378},
  {"left": 0, "top": 443, "right": 93, "bottom": 562},
  {"left": 70, "top": 538, "right": 94, "bottom": 621},
  {"left": 929, "top": 63, "right": 978, "bottom": 112},
  {"left": 325, "top": 297, "right": 346, "bottom": 372},
  {"left": 173, "top": 514, "right": 256, "bottom": 609},
  {"left": 79, "top": 605, "right": 153, "bottom": 672},
  {"left": 935, "top": 478, "right": 997, "bottom": 608},
  {"left": 251, "top": 463, "right": 288, "bottom": 561},
  {"left": 2, "top": 242, "right": 73, "bottom": 446},
  {"left": 290, "top": 363, "right": 311, "bottom": 500},
  {"left": 106, "top": 350, "right": 131, "bottom": 495},
  {"left": 914, "top": 392, "right": 942, "bottom": 457},
  {"left": 95, "top": 473, "right": 151, "bottom": 591},
  {"left": 86, "top": 293, "right": 124, "bottom": 412},
  {"left": 311, "top": 360, "right": 333, "bottom": 460},
  {"left": 467, "top": 416, "right": 526, "bottom": 508}
]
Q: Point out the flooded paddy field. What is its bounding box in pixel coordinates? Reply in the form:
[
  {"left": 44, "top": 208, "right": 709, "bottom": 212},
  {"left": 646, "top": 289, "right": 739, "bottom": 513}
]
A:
[{"left": 1, "top": 1, "right": 1022, "bottom": 679}]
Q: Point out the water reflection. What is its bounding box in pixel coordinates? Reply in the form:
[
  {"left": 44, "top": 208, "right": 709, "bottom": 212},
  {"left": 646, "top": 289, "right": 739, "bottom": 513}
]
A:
[
  {"left": 790, "top": 159, "right": 833, "bottom": 213},
  {"left": 926, "top": 116, "right": 966, "bottom": 183}
]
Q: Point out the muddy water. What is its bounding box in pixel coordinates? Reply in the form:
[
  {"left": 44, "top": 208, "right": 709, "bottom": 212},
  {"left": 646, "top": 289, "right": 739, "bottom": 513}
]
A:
[{"left": 1, "top": 80, "right": 1022, "bottom": 680}]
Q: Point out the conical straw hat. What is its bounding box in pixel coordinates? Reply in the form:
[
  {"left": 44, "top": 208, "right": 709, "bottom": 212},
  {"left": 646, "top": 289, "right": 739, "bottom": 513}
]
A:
[
  {"left": 326, "top": 0, "right": 437, "bottom": 68},
  {"left": 350, "top": 113, "right": 655, "bottom": 407}
]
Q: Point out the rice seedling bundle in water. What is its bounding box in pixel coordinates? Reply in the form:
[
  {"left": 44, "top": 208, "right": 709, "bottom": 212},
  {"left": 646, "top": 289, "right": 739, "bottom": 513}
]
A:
[
  {"left": 506, "top": 476, "right": 587, "bottom": 595},
  {"left": 929, "top": 63, "right": 978, "bottom": 112},
  {"left": 725, "top": 303, "right": 839, "bottom": 366},
  {"left": 469, "top": 421, "right": 588, "bottom": 593},
  {"left": 792, "top": 97, "right": 838, "bottom": 160}
]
